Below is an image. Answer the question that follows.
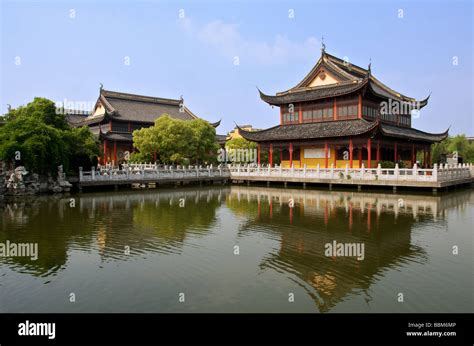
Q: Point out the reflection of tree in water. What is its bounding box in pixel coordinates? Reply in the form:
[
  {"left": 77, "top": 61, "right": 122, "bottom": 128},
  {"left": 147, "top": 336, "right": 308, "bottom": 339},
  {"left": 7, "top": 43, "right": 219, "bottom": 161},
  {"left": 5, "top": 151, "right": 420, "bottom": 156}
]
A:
[
  {"left": 131, "top": 189, "right": 223, "bottom": 252},
  {"left": 227, "top": 188, "right": 438, "bottom": 312},
  {"left": 0, "top": 187, "right": 228, "bottom": 277},
  {"left": 0, "top": 196, "right": 95, "bottom": 277}
]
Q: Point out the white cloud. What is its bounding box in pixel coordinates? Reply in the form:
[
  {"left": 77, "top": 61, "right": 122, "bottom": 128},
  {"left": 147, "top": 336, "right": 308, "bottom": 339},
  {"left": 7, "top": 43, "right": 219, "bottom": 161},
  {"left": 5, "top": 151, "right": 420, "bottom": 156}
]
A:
[{"left": 181, "top": 19, "right": 319, "bottom": 65}]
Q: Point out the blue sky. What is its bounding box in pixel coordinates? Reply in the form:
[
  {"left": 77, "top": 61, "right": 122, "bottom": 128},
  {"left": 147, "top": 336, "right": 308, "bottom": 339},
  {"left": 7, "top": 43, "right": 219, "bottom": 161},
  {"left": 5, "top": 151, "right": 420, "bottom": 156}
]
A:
[{"left": 1, "top": 0, "right": 472, "bottom": 135}]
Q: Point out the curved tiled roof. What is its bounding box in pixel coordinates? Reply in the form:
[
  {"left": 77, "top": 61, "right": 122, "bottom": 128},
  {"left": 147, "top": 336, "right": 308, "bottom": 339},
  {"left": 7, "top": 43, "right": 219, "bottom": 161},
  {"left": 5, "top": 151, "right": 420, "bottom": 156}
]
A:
[
  {"left": 70, "top": 88, "right": 219, "bottom": 128},
  {"left": 237, "top": 119, "right": 379, "bottom": 142},
  {"left": 259, "top": 79, "right": 368, "bottom": 106},
  {"left": 70, "top": 114, "right": 106, "bottom": 127},
  {"left": 261, "top": 51, "right": 429, "bottom": 108},
  {"left": 238, "top": 119, "right": 448, "bottom": 143},
  {"left": 101, "top": 89, "right": 196, "bottom": 123},
  {"left": 380, "top": 124, "right": 448, "bottom": 142},
  {"left": 100, "top": 131, "right": 133, "bottom": 142}
]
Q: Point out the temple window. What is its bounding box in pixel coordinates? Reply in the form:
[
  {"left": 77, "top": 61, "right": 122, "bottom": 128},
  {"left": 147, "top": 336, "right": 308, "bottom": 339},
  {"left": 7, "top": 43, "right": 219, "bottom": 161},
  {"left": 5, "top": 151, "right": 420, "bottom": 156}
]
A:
[{"left": 111, "top": 122, "right": 129, "bottom": 132}]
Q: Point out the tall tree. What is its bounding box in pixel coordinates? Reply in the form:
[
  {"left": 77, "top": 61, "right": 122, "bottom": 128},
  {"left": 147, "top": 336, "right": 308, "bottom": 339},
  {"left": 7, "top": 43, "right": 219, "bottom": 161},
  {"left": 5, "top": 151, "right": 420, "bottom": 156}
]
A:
[
  {"left": 132, "top": 115, "right": 218, "bottom": 164},
  {"left": 0, "top": 98, "right": 99, "bottom": 174}
]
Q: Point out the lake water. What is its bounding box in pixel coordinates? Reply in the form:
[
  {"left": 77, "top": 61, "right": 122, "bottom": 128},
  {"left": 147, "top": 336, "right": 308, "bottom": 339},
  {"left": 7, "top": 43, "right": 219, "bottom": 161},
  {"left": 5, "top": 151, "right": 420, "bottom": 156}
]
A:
[{"left": 0, "top": 185, "right": 472, "bottom": 313}]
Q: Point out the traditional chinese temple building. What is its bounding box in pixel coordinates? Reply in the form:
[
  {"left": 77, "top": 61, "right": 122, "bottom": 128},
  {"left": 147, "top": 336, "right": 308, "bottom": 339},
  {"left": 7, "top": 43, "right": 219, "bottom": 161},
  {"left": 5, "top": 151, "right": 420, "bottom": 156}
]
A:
[
  {"left": 68, "top": 88, "right": 222, "bottom": 165},
  {"left": 238, "top": 47, "right": 448, "bottom": 169}
]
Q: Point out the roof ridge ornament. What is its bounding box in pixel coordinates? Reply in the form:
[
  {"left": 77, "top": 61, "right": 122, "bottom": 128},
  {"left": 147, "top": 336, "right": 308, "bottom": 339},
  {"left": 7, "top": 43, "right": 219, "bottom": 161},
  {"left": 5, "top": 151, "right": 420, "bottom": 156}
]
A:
[
  {"left": 321, "top": 36, "right": 326, "bottom": 55},
  {"left": 99, "top": 83, "right": 103, "bottom": 91},
  {"left": 368, "top": 58, "right": 372, "bottom": 76}
]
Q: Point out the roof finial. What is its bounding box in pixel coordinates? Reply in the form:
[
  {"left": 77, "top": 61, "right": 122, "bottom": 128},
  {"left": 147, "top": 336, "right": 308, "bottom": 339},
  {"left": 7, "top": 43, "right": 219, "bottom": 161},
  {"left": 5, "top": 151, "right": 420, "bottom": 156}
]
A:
[
  {"left": 368, "top": 58, "right": 372, "bottom": 76},
  {"left": 99, "top": 83, "right": 103, "bottom": 91},
  {"left": 321, "top": 36, "right": 326, "bottom": 54}
]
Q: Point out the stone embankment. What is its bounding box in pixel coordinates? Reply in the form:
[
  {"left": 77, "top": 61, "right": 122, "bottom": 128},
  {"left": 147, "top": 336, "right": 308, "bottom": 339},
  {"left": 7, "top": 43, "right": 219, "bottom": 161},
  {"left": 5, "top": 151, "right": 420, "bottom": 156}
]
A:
[{"left": 0, "top": 164, "right": 72, "bottom": 197}]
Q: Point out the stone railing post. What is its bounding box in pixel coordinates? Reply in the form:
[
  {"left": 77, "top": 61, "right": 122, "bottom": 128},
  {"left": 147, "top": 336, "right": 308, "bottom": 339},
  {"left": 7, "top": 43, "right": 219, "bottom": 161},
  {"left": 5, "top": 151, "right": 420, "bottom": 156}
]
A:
[
  {"left": 330, "top": 163, "right": 334, "bottom": 179},
  {"left": 279, "top": 164, "right": 282, "bottom": 174},
  {"left": 291, "top": 163, "right": 294, "bottom": 176},
  {"left": 432, "top": 163, "right": 438, "bottom": 181},
  {"left": 376, "top": 163, "right": 381, "bottom": 176},
  {"left": 412, "top": 163, "right": 418, "bottom": 181},
  {"left": 394, "top": 163, "right": 399, "bottom": 180},
  {"left": 360, "top": 163, "right": 365, "bottom": 179},
  {"left": 303, "top": 164, "right": 307, "bottom": 176},
  {"left": 91, "top": 166, "right": 95, "bottom": 181},
  {"left": 345, "top": 163, "right": 349, "bottom": 177}
]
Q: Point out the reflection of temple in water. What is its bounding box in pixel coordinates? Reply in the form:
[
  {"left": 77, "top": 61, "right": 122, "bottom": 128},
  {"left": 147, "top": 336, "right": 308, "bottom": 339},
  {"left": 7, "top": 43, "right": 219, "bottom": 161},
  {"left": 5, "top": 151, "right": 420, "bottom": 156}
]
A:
[{"left": 227, "top": 186, "right": 472, "bottom": 312}]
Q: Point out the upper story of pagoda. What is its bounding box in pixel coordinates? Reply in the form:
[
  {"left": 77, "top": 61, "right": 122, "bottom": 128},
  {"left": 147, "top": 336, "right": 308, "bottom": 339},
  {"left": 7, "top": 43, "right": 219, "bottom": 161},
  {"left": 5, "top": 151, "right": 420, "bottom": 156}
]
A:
[{"left": 258, "top": 48, "right": 430, "bottom": 128}]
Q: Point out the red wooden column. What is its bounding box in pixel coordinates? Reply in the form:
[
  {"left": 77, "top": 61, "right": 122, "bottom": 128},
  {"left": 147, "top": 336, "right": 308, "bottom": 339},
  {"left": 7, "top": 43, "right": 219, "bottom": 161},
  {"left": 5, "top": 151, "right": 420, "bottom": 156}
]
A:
[
  {"left": 394, "top": 143, "right": 398, "bottom": 163},
  {"left": 324, "top": 141, "right": 329, "bottom": 168},
  {"left": 289, "top": 143, "right": 293, "bottom": 167},
  {"left": 411, "top": 144, "right": 415, "bottom": 166},
  {"left": 257, "top": 144, "right": 261, "bottom": 165},
  {"left": 298, "top": 104, "right": 302, "bottom": 124},
  {"left": 103, "top": 140, "right": 107, "bottom": 165},
  {"left": 376, "top": 141, "right": 380, "bottom": 162},
  {"left": 113, "top": 141, "right": 117, "bottom": 165},
  {"left": 367, "top": 138, "right": 371, "bottom": 168},
  {"left": 269, "top": 144, "right": 273, "bottom": 167},
  {"left": 349, "top": 139, "right": 353, "bottom": 168}
]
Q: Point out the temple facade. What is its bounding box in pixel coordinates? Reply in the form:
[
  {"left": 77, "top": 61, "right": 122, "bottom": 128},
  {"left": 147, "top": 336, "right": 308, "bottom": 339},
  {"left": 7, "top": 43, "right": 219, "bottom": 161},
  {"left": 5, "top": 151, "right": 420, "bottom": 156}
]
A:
[
  {"left": 68, "top": 88, "right": 222, "bottom": 165},
  {"left": 238, "top": 48, "right": 448, "bottom": 169}
]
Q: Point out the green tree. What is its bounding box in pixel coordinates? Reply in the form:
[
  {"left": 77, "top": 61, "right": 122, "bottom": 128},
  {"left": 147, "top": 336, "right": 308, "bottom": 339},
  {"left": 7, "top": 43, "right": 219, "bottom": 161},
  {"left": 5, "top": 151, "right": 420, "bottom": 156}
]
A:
[
  {"left": 0, "top": 98, "right": 99, "bottom": 174},
  {"left": 7, "top": 97, "right": 69, "bottom": 130},
  {"left": 431, "top": 134, "right": 474, "bottom": 164},
  {"left": 189, "top": 118, "right": 219, "bottom": 164},
  {"left": 132, "top": 115, "right": 218, "bottom": 164},
  {"left": 225, "top": 137, "right": 270, "bottom": 164}
]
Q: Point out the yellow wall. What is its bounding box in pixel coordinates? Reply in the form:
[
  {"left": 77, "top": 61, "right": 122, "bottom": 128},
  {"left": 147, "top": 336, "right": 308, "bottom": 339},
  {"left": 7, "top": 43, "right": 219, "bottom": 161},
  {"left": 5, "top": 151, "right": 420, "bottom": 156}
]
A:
[
  {"left": 281, "top": 159, "right": 378, "bottom": 169},
  {"left": 227, "top": 127, "right": 254, "bottom": 141},
  {"left": 279, "top": 145, "right": 381, "bottom": 169},
  {"left": 93, "top": 103, "right": 105, "bottom": 116},
  {"left": 308, "top": 70, "right": 339, "bottom": 87}
]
